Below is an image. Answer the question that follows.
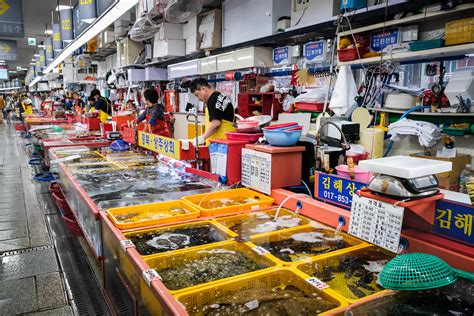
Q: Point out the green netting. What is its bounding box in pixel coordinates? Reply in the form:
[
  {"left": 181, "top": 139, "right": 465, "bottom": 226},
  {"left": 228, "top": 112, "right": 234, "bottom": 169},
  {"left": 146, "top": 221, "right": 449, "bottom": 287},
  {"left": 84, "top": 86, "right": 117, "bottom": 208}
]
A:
[{"left": 378, "top": 253, "right": 457, "bottom": 291}]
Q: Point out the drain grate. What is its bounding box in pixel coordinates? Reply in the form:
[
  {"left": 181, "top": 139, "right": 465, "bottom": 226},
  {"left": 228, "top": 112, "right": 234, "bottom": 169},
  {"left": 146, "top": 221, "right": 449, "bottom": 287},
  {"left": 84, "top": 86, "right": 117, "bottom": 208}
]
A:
[{"left": 0, "top": 244, "right": 54, "bottom": 257}]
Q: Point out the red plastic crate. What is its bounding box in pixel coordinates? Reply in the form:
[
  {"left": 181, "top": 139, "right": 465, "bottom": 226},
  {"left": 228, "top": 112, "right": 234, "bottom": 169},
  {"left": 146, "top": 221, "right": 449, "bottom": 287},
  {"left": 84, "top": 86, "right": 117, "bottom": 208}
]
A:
[
  {"left": 337, "top": 47, "right": 366, "bottom": 62},
  {"left": 62, "top": 214, "right": 83, "bottom": 236},
  {"left": 14, "top": 123, "right": 26, "bottom": 131},
  {"left": 294, "top": 102, "right": 324, "bottom": 112}
]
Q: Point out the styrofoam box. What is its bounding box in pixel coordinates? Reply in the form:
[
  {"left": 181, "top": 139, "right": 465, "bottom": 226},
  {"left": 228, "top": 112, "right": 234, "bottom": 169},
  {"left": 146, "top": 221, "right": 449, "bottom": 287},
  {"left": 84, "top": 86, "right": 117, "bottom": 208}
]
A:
[
  {"left": 104, "top": 31, "right": 115, "bottom": 44},
  {"left": 199, "top": 56, "right": 217, "bottom": 74},
  {"left": 184, "top": 16, "right": 201, "bottom": 55},
  {"left": 159, "top": 22, "right": 183, "bottom": 40},
  {"left": 145, "top": 67, "right": 167, "bottom": 81},
  {"left": 168, "top": 59, "right": 200, "bottom": 79},
  {"left": 153, "top": 39, "right": 185, "bottom": 58},
  {"left": 359, "top": 156, "right": 452, "bottom": 178},
  {"left": 127, "top": 69, "right": 146, "bottom": 83}
]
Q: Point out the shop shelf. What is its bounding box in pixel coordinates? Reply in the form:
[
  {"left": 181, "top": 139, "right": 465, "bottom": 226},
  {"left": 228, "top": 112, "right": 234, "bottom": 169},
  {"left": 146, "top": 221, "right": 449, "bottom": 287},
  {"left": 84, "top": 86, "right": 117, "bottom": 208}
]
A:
[
  {"left": 175, "top": 268, "right": 348, "bottom": 315},
  {"left": 296, "top": 245, "right": 395, "bottom": 303},
  {"left": 144, "top": 241, "right": 278, "bottom": 295},
  {"left": 213, "top": 207, "right": 310, "bottom": 239},
  {"left": 123, "top": 220, "right": 234, "bottom": 257},
  {"left": 182, "top": 188, "right": 274, "bottom": 217},
  {"left": 107, "top": 200, "right": 201, "bottom": 230},
  {"left": 250, "top": 225, "right": 366, "bottom": 266}
]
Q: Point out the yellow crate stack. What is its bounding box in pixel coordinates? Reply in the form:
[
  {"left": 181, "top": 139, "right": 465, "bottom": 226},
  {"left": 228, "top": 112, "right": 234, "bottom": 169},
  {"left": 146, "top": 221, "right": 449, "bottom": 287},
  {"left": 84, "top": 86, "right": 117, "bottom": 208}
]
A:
[{"left": 445, "top": 17, "right": 474, "bottom": 46}]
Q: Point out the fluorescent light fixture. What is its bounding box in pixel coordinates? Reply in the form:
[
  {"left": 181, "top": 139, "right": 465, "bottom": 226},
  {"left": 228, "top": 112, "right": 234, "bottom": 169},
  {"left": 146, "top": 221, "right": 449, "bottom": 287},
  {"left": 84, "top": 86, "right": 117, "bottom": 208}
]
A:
[
  {"left": 32, "top": 58, "right": 36, "bottom": 61},
  {"left": 34, "top": 54, "right": 40, "bottom": 57},
  {"left": 44, "top": 29, "right": 53, "bottom": 35},
  {"left": 28, "top": 76, "right": 42, "bottom": 87},
  {"left": 44, "top": 0, "right": 139, "bottom": 74},
  {"left": 38, "top": 44, "right": 46, "bottom": 49},
  {"left": 9, "top": 71, "right": 17, "bottom": 73},
  {"left": 30, "top": 62, "right": 35, "bottom": 65},
  {"left": 55, "top": 5, "right": 73, "bottom": 11}
]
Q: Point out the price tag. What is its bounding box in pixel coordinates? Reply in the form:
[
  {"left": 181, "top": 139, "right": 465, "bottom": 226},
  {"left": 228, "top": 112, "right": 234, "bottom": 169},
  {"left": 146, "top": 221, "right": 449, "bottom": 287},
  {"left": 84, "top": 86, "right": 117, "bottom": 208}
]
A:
[
  {"left": 120, "top": 239, "right": 135, "bottom": 252},
  {"left": 142, "top": 269, "right": 161, "bottom": 287},
  {"left": 349, "top": 195, "right": 404, "bottom": 253},
  {"left": 51, "top": 154, "right": 82, "bottom": 164},
  {"left": 241, "top": 148, "right": 272, "bottom": 195},
  {"left": 252, "top": 246, "right": 269, "bottom": 256},
  {"left": 305, "top": 277, "right": 329, "bottom": 290}
]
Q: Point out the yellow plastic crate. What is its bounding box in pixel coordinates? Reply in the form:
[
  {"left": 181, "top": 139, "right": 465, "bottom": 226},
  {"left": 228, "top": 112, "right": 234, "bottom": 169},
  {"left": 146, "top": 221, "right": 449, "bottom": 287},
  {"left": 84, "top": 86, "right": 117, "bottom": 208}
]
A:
[
  {"left": 182, "top": 188, "right": 274, "bottom": 217},
  {"left": 445, "top": 17, "right": 474, "bottom": 46},
  {"left": 296, "top": 245, "right": 395, "bottom": 303},
  {"left": 213, "top": 207, "right": 310, "bottom": 239},
  {"left": 144, "top": 241, "right": 278, "bottom": 294},
  {"left": 123, "top": 220, "right": 234, "bottom": 257},
  {"left": 175, "top": 268, "right": 348, "bottom": 316},
  {"left": 67, "top": 161, "right": 124, "bottom": 173},
  {"left": 250, "top": 225, "right": 366, "bottom": 266},
  {"left": 107, "top": 199, "right": 201, "bottom": 230}
]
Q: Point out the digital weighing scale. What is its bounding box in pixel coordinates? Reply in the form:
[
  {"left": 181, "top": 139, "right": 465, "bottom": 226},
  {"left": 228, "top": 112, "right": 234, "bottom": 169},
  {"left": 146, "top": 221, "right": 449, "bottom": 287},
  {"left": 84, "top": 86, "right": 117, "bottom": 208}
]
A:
[{"left": 359, "top": 156, "right": 452, "bottom": 199}]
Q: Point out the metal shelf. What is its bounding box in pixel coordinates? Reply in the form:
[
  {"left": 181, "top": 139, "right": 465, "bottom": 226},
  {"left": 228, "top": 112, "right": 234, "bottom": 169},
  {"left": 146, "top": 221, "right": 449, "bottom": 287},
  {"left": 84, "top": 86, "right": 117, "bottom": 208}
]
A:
[
  {"left": 338, "top": 3, "right": 474, "bottom": 37},
  {"left": 370, "top": 108, "right": 474, "bottom": 117},
  {"left": 337, "top": 43, "right": 474, "bottom": 66}
]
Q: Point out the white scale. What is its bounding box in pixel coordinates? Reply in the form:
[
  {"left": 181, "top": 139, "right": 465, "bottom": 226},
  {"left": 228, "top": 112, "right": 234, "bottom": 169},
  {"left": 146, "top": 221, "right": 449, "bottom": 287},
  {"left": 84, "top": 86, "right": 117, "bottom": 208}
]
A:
[{"left": 359, "top": 156, "right": 452, "bottom": 199}]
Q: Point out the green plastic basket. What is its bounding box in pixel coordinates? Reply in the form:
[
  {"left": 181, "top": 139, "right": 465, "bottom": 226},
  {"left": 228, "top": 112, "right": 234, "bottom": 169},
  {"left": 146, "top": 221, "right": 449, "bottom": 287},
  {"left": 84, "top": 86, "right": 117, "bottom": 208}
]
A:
[{"left": 378, "top": 253, "right": 473, "bottom": 291}]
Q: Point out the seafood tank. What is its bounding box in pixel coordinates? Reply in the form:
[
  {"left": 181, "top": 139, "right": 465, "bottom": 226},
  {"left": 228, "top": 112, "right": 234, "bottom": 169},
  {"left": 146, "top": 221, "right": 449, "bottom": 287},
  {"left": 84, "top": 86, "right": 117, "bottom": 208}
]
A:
[
  {"left": 215, "top": 208, "right": 309, "bottom": 238},
  {"left": 298, "top": 247, "right": 394, "bottom": 301},
  {"left": 177, "top": 269, "right": 341, "bottom": 316},
  {"left": 336, "top": 278, "right": 474, "bottom": 315},
  {"left": 125, "top": 221, "right": 231, "bottom": 256},
  {"left": 252, "top": 225, "right": 363, "bottom": 263},
  {"left": 145, "top": 242, "right": 275, "bottom": 292}
]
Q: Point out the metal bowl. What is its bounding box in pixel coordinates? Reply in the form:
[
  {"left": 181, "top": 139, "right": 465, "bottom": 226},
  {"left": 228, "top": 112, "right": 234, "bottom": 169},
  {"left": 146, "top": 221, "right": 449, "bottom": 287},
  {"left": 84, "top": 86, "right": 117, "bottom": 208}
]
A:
[{"left": 249, "top": 115, "right": 273, "bottom": 128}]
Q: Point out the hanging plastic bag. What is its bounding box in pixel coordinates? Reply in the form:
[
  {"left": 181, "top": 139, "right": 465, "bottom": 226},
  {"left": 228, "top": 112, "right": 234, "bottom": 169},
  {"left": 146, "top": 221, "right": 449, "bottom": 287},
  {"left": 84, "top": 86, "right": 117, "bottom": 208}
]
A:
[{"left": 329, "top": 65, "right": 358, "bottom": 116}]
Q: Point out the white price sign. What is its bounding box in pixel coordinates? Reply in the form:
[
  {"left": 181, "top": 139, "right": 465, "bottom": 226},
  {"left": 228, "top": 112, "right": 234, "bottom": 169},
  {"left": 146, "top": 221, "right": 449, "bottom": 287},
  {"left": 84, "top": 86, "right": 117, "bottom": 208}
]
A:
[
  {"left": 349, "top": 195, "right": 404, "bottom": 253},
  {"left": 305, "top": 277, "right": 329, "bottom": 290},
  {"left": 241, "top": 148, "right": 272, "bottom": 195}
]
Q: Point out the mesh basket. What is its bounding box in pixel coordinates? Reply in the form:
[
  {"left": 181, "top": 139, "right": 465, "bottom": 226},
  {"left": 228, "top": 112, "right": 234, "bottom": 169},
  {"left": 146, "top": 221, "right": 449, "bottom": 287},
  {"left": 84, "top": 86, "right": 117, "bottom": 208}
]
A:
[{"left": 378, "top": 253, "right": 457, "bottom": 291}]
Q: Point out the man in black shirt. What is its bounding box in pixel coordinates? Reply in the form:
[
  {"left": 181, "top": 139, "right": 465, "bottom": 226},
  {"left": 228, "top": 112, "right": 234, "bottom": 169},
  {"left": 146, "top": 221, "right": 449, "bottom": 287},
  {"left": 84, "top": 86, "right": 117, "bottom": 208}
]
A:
[
  {"left": 90, "top": 89, "right": 112, "bottom": 123},
  {"left": 190, "top": 78, "right": 235, "bottom": 144}
]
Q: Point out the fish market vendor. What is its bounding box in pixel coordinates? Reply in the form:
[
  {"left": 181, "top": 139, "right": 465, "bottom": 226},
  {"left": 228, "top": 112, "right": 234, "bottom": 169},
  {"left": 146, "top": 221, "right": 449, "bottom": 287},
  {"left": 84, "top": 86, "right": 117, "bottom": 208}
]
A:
[{"left": 136, "top": 88, "right": 171, "bottom": 137}]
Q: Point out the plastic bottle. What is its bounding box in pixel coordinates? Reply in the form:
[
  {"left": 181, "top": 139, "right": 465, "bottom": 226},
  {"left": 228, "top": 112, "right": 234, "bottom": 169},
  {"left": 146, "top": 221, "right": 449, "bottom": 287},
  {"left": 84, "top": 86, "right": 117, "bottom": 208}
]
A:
[{"left": 459, "top": 164, "right": 472, "bottom": 193}]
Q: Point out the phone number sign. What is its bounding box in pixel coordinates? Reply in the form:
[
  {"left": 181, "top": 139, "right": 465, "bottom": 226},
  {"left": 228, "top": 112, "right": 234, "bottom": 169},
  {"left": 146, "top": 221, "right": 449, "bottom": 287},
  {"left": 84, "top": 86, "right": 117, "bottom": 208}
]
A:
[
  {"left": 315, "top": 172, "right": 367, "bottom": 208},
  {"left": 138, "top": 131, "right": 180, "bottom": 160}
]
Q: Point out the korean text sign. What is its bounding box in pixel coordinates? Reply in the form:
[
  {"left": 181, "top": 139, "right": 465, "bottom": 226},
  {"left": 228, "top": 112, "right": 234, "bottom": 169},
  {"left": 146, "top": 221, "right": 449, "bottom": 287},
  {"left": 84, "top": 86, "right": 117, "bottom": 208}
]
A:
[
  {"left": 138, "top": 131, "right": 180, "bottom": 160},
  {"left": 316, "top": 172, "right": 367, "bottom": 208},
  {"left": 432, "top": 199, "right": 473, "bottom": 246}
]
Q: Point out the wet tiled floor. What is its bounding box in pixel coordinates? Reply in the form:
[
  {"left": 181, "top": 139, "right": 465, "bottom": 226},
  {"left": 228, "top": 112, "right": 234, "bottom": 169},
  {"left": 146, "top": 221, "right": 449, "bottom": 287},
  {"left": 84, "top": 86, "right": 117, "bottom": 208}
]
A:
[{"left": 0, "top": 124, "right": 71, "bottom": 315}]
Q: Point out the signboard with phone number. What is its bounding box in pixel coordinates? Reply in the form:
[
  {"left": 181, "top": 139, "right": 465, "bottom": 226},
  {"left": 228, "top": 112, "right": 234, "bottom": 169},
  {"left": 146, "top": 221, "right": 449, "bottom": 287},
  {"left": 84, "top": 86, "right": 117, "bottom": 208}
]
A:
[
  {"left": 315, "top": 172, "right": 367, "bottom": 209},
  {"left": 432, "top": 199, "right": 473, "bottom": 246},
  {"left": 138, "top": 131, "right": 180, "bottom": 160},
  {"left": 273, "top": 47, "right": 289, "bottom": 65},
  {"left": 304, "top": 40, "right": 326, "bottom": 62}
]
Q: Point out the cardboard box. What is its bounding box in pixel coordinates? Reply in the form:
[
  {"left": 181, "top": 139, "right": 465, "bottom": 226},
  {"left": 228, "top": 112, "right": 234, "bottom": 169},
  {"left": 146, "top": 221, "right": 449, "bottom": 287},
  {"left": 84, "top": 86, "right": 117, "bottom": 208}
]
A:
[
  {"left": 153, "top": 38, "right": 185, "bottom": 58},
  {"left": 199, "top": 9, "right": 222, "bottom": 50},
  {"left": 159, "top": 22, "right": 183, "bottom": 40},
  {"left": 410, "top": 153, "right": 471, "bottom": 191},
  {"left": 184, "top": 16, "right": 201, "bottom": 55}
]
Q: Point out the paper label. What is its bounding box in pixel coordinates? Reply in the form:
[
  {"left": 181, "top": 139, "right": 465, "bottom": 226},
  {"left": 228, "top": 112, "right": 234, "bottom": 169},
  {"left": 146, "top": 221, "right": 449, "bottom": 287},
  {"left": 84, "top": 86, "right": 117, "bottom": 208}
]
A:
[
  {"left": 120, "top": 239, "right": 135, "bottom": 252},
  {"left": 349, "top": 195, "right": 404, "bottom": 253},
  {"left": 241, "top": 148, "right": 272, "bottom": 195},
  {"left": 142, "top": 269, "right": 161, "bottom": 287},
  {"left": 252, "top": 246, "right": 269, "bottom": 256},
  {"left": 305, "top": 277, "right": 329, "bottom": 290}
]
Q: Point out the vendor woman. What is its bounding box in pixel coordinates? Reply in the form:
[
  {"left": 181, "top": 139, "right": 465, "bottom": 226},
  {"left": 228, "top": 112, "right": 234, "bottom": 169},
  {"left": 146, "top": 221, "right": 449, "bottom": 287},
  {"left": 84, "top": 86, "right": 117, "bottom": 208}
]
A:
[
  {"left": 136, "top": 88, "right": 171, "bottom": 137},
  {"left": 90, "top": 89, "right": 112, "bottom": 123},
  {"left": 190, "top": 78, "right": 235, "bottom": 145}
]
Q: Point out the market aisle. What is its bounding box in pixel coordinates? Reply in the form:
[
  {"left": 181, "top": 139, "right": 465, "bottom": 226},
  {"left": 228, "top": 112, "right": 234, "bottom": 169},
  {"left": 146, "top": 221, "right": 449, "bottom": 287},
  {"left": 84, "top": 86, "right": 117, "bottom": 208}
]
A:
[{"left": 0, "top": 123, "right": 73, "bottom": 315}]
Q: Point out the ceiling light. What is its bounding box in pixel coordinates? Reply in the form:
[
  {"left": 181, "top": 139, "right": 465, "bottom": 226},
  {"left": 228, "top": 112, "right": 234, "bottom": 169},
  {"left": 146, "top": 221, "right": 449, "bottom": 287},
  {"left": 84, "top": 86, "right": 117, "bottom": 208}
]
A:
[
  {"left": 44, "top": 29, "right": 53, "bottom": 35},
  {"left": 32, "top": 58, "right": 36, "bottom": 61},
  {"left": 9, "top": 71, "right": 17, "bottom": 73},
  {"left": 30, "top": 62, "right": 35, "bottom": 65},
  {"left": 29, "top": 77, "right": 42, "bottom": 87},
  {"left": 55, "top": 5, "right": 73, "bottom": 11},
  {"left": 34, "top": 54, "right": 40, "bottom": 57},
  {"left": 44, "top": 0, "right": 139, "bottom": 74},
  {"left": 38, "top": 44, "right": 46, "bottom": 49}
]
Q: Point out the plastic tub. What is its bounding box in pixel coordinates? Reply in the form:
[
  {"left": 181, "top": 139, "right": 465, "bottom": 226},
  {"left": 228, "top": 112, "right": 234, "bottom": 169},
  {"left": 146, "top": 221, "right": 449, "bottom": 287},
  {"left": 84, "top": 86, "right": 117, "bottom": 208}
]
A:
[
  {"left": 144, "top": 241, "right": 278, "bottom": 294},
  {"left": 62, "top": 214, "right": 83, "bottom": 236},
  {"left": 182, "top": 188, "right": 274, "bottom": 217},
  {"left": 225, "top": 132, "right": 263, "bottom": 142},
  {"left": 107, "top": 200, "right": 201, "bottom": 230},
  {"left": 51, "top": 191, "right": 72, "bottom": 217},
  {"left": 335, "top": 165, "right": 373, "bottom": 183},
  {"left": 295, "top": 102, "right": 324, "bottom": 112},
  {"left": 250, "top": 225, "right": 365, "bottom": 265},
  {"left": 296, "top": 246, "right": 394, "bottom": 303},
  {"left": 236, "top": 119, "right": 259, "bottom": 129},
  {"left": 175, "top": 268, "right": 347, "bottom": 315},
  {"left": 263, "top": 128, "right": 302, "bottom": 147}
]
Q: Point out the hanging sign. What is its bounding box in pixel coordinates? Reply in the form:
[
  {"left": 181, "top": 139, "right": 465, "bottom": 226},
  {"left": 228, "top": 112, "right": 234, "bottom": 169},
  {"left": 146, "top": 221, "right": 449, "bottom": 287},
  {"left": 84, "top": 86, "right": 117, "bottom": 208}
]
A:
[
  {"left": 432, "top": 199, "right": 473, "bottom": 246},
  {"left": 137, "top": 131, "right": 181, "bottom": 160},
  {"left": 370, "top": 28, "right": 399, "bottom": 52},
  {"left": 52, "top": 23, "right": 62, "bottom": 51},
  {"left": 34, "top": 55, "right": 41, "bottom": 74},
  {"left": 39, "top": 49, "right": 46, "bottom": 67},
  {"left": 60, "top": 8, "right": 74, "bottom": 42},
  {"left": 0, "top": 0, "right": 24, "bottom": 37},
  {"left": 304, "top": 40, "right": 326, "bottom": 63},
  {"left": 315, "top": 172, "right": 367, "bottom": 209},
  {"left": 0, "top": 39, "right": 17, "bottom": 61},
  {"left": 273, "top": 46, "right": 290, "bottom": 65},
  {"left": 349, "top": 194, "right": 405, "bottom": 253},
  {"left": 79, "top": 0, "right": 96, "bottom": 24},
  {"left": 45, "top": 37, "right": 54, "bottom": 62}
]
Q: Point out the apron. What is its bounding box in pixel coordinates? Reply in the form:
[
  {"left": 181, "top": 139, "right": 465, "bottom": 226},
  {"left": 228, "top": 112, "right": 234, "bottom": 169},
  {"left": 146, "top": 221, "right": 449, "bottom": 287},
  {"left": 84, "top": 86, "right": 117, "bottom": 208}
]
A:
[
  {"left": 146, "top": 114, "right": 171, "bottom": 138},
  {"left": 204, "top": 107, "right": 235, "bottom": 145},
  {"left": 99, "top": 97, "right": 111, "bottom": 123},
  {"left": 22, "top": 102, "right": 33, "bottom": 115}
]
